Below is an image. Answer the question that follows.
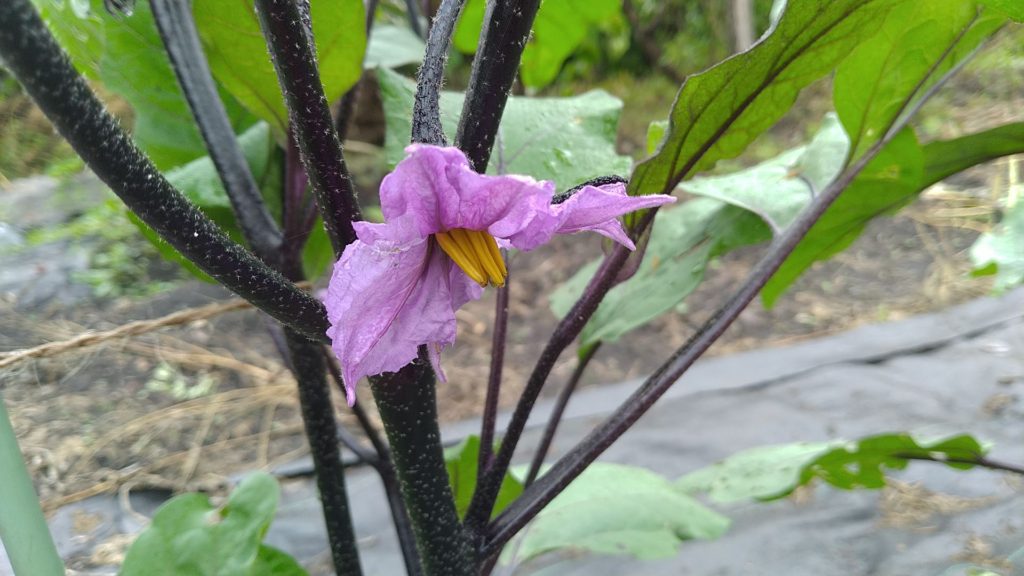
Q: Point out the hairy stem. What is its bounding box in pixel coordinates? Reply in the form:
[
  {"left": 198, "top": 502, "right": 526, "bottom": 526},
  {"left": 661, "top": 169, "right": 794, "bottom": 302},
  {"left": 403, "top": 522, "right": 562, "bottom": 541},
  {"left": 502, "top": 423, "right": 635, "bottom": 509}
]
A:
[
  {"left": 256, "top": 0, "right": 362, "bottom": 256},
  {"left": 370, "top": 356, "right": 476, "bottom": 576},
  {"left": 284, "top": 330, "right": 363, "bottom": 576},
  {"left": 411, "top": 0, "right": 465, "bottom": 145},
  {"left": 524, "top": 342, "right": 602, "bottom": 486},
  {"left": 455, "top": 0, "right": 542, "bottom": 171},
  {"left": 477, "top": 271, "right": 510, "bottom": 478},
  {"left": 324, "top": 352, "right": 424, "bottom": 576},
  {"left": 0, "top": 0, "right": 328, "bottom": 341},
  {"left": 150, "top": 0, "right": 283, "bottom": 267}
]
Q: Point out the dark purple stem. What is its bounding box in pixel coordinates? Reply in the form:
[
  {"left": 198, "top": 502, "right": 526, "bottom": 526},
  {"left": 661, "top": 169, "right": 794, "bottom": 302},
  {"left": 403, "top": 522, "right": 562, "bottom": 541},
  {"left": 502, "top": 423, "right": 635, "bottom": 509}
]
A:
[
  {"left": 0, "top": 0, "right": 328, "bottom": 341},
  {"left": 411, "top": 0, "right": 465, "bottom": 144},
  {"left": 150, "top": 0, "right": 283, "bottom": 267},
  {"left": 284, "top": 330, "right": 363, "bottom": 576},
  {"left": 369, "top": 356, "right": 476, "bottom": 576},
  {"left": 322, "top": 352, "right": 424, "bottom": 576},
  {"left": 477, "top": 269, "right": 510, "bottom": 477},
  {"left": 255, "top": 0, "right": 362, "bottom": 256},
  {"left": 524, "top": 341, "right": 602, "bottom": 487},
  {"left": 462, "top": 231, "right": 644, "bottom": 533},
  {"left": 454, "top": 0, "right": 541, "bottom": 172}
]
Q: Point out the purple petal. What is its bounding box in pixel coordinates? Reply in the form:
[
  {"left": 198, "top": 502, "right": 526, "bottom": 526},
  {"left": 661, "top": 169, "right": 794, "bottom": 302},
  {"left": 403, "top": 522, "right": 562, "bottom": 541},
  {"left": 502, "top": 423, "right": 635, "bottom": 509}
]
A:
[
  {"left": 379, "top": 145, "right": 466, "bottom": 237},
  {"left": 446, "top": 167, "right": 558, "bottom": 244},
  {"left": 383, "top": 145, "right": 560, "bottom": 246},
  {"left": 553, "top": 183, "right": 676, "bottom": 249},
  {"left": 325, "top": 219, "right": 479, "bottom": 404}
]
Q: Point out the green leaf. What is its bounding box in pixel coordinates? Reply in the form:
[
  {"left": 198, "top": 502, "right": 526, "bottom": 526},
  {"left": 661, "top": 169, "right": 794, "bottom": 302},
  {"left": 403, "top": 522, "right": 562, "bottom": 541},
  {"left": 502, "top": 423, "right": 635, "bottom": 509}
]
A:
[
  {"left": 31, "top": 0, "right": 105, "bottom": 78},
  {"left": 506, "top": 463, "right": 729, "bottom": 564},
  {"left": 922, "top": 122, "right": 1024, "bottom": 187},
  {"left": 193, "top": 0, "right": 366, "bottom": 134},
  {"left": 798, "top": 433, "right": 986, "bottom": 492},
  {"left": 629, "top": 0, "right": 899, "bottom": 199},
  {"left": 365, "top": 24, "right": 425, "bottom": 69},
  {"left": 33, "top": 0, "right": 257, "bottom": 170},
  {"left": 645, "top": 120, "right": 668, "bottom": 156},
  {"left": 121, "top": 473, "right": 305, "bottom": 576},
  {"left": 552, "top": 116, "right": 847, "bottom": 347},
  {"left": 252, "top": 545, "right": 309, "bottom": 576},
  {"left": 763, "top": 128, "right": 924, "bottom": 307},
  {"left": 377, "top": 68, "right": 631, "bottom": 189},
  {"left": 835, "top": 0, "right": 1004, "bottom": 159},
  {"left": 971, "top": 201, "right": 1024, "bottom": 292},
  {"left": 551, "top": 199, "right": 770, "bottom": 347},
  {"left": 978, "top": 0, "right": 1024, "bottom": 21},
  {"left": 444, "top": 436, "right": 524, "bottom": 520},
  {"left": 677, "top": 442, "right": 839, "bottom": 503},
  {"left": 453, "top": 0, "right": 621, "bottom": 88},
  {"left": 683, "top": 113, "right": 849, "bottom": 233}
]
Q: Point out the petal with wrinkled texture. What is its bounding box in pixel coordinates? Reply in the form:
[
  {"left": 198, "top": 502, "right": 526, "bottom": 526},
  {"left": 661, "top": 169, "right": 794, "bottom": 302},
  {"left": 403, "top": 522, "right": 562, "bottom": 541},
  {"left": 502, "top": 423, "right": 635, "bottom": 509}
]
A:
[
  {"left": 325, "top": 218, "right": 476, "bottom": 404},
  {"left": 553, "top": 183, "right": 676, "bottom": 249}
]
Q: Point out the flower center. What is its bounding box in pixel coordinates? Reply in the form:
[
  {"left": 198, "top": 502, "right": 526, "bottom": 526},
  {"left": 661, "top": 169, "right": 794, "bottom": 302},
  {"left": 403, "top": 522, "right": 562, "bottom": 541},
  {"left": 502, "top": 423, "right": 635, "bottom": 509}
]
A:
[{"left": 434, "top": 228, "right": 507, "bottom": 288}]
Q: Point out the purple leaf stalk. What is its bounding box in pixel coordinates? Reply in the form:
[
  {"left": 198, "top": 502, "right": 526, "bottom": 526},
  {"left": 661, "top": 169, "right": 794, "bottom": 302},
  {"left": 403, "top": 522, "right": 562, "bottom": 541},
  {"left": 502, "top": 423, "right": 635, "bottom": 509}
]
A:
[{"left": 324, "top": 144, "right": 674, "bottom": 404}]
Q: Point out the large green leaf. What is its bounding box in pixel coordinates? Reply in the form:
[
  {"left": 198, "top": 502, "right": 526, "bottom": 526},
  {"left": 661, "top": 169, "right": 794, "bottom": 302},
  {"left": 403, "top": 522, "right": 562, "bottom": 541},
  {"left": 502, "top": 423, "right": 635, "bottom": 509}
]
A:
[
  {"left": 835, "top": 0, "right": 1004, "bottom": 159},
  {"left": 922, "top": 122, "right": 1024, "bottom": 186},
  {"left": 365, "top": 24, "right": 424, "bottom": 69},
  {"left": 33, "top": 0, "right": 255, "bottom": 169},
  {"left": 193, "top": 0, "right": 366, "bottom": 134},
  {"left": 377, "top": 68, "right": 632, "bottom": 189},
  {"left": 763, "top": 128, "right": 924, "bottom": 306},
  {"left": 551, "top": 116, "right": 848, "bottom": 347},
  {"left": 453, "top": 0, "right": 621, "bottom": 89},
  {"left": 762, "top": 4, "right": 1004, "bottom": 306},
  {"left": 120, "top": 473, "right": 306, "bottom": 576},
  {"left": 31, "top": 0, "right": 105, "bottom": 78},
  {"left": 979, "top": 0, "right": 1024, "bottom": 21},
  {"left": 971, "top": 201, "right": 1024, "bottom": 292},
  {"left": 629, "top": 0, "right": 899, "bottom": 199},
  {"left": 444, "top": 436, "right": 524, "bottom": 521},
  {"left": 676, "top": 442, "right": 838, "bottom": 503},
  {"left": 506, "top": 463, "right": 729, "bottom": 564}
]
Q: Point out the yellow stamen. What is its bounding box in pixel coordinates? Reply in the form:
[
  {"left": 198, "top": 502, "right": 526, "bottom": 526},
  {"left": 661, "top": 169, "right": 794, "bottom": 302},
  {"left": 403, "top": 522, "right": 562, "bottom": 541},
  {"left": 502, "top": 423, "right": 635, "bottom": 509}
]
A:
[{"left": 435, "top": 228, "right": 507, "bottom": 287}]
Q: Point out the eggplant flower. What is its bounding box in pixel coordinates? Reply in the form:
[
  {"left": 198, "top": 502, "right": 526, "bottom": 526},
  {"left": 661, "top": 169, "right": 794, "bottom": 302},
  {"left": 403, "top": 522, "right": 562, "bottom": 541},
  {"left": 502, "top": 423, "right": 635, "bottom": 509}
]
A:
[{"left": 325, "top": 144, "right": 675, "bottom": 404}]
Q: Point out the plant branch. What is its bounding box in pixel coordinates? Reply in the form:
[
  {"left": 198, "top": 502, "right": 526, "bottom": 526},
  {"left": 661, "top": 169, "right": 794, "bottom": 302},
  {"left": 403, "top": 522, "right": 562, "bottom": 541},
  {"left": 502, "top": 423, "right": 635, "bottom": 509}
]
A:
[
  {"left": 150, "top": 0, "right": 283, "bottom": 267},
  {"left": 256, "top": 0, "right": 362, "bottom": 257},
  {"left": 411, "top": 0, "right": 465, "bottom": 144},
  {"left": 454, "top": 0, "right": 542, "bottom": 171},
  {"left": 482, "top": 118, "right": 929, "bottom": 559},
  {"left": 323, "top": 350, "right": 424, "bottom": 576},
  {"left": 524, "top": 342, "right": 602, "bottom": 487},
  {"left": 0, "top": 0, "right": 328, "bottom": 342},
  {"left": 477, "top": 269, "right": 510, "bottom": 478},
  {"left": 283, "top": 330, "right": 363, "bottom": 576},
  {"left": 369, "top": 355, "right": 476, "bottom": 576},
  {"left": 463, "top": 232, "right": 643, "bottom": 532}
]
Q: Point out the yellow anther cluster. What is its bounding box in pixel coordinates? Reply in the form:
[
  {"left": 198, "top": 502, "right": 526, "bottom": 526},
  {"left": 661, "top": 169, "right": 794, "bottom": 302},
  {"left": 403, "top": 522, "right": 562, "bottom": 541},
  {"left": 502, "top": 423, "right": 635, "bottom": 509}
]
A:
[{"left": 435, "top": 228, "right": 507, "bottom": 287}]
